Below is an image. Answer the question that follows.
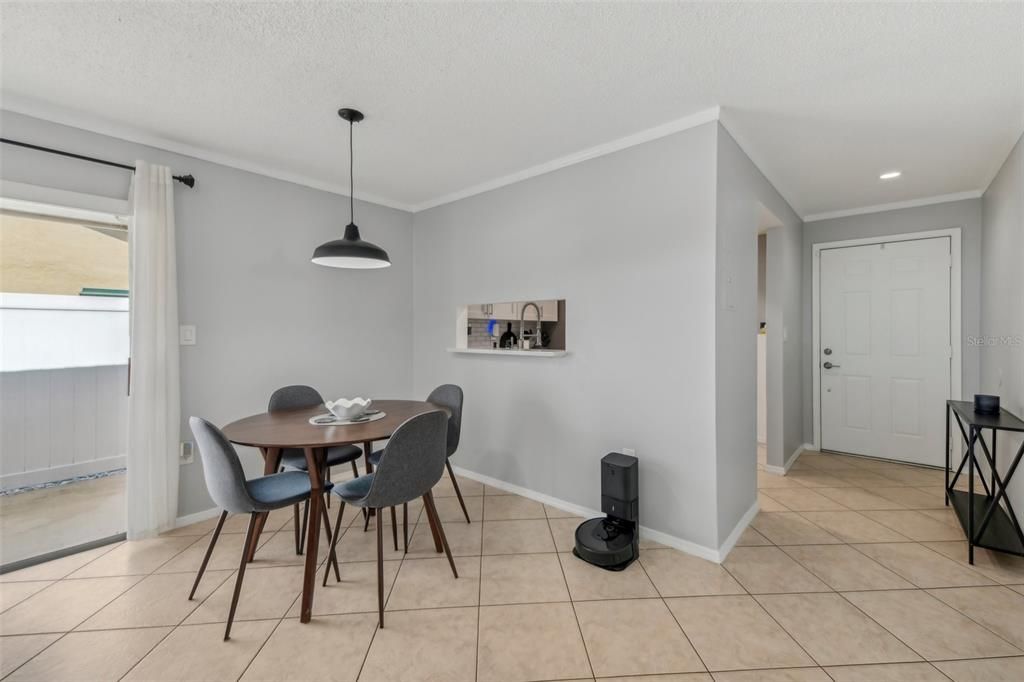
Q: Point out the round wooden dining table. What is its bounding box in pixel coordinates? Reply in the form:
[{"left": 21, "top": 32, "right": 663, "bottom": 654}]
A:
[{"left": 221, "top": 399, "right": 448, "bottom": 623}]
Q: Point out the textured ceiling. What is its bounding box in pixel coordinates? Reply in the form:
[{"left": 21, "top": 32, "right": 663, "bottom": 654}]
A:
[{"left": 1, "top": 2, "right": 1021, "bottom": 216}]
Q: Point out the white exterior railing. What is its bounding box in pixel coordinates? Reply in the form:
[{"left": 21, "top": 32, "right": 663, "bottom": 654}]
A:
[{"left": 0, "top": 293, "right": 129, "bottom": 489}]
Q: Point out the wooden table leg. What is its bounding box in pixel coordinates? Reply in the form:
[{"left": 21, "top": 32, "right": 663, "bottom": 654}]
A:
[
  {"left": 246, "top": 447, "right": 281, "bottom": 562},
  {"left": 363, "top": 441, "right": 376, "bottom": 525},
  {"left": 299, "top": 447, "right": 324, "bottom": 623},
  {"left": 363, "top": 441, "right": 375, "bottom": 473}
]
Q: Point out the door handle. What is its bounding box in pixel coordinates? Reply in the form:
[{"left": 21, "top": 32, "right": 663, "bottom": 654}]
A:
[{"left": 823, "top": 361, "right": 841, "bottom": 369}]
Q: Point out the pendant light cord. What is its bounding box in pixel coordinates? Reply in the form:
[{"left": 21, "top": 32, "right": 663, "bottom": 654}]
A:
[{"left": 349, "top": 118, "right": 355, "bottom": 224}]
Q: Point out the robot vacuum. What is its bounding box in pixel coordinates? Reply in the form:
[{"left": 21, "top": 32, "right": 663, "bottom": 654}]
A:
[{"left": 572, "top": 452, "right": 639, "bottom": 571}]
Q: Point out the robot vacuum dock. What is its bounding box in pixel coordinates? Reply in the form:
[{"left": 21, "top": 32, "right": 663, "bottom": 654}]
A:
[{"left": 573, "top": 452, "right": 639, "bottom": 571}]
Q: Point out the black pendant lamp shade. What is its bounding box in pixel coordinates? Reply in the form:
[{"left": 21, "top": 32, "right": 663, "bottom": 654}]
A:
[{"left": 311, "top": 108, "right": 391, "bottom": 269}]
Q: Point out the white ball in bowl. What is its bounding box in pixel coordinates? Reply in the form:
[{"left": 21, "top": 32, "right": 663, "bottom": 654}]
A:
[{"left": 325, "top": 397, "right": 372, "bottom": 421}]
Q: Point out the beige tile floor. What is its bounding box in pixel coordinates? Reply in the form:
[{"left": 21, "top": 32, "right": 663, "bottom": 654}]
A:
[
  {"left": 2, "top": 453, "right": 1024, "bottom": 681},
  {"left": 0, "top": 473, "right": 125, "bottom": 566}
]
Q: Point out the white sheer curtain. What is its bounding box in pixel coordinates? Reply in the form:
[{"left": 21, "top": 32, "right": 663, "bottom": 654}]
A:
[{"left": 126, "top": 162, "right": 180, "bottom": 539}]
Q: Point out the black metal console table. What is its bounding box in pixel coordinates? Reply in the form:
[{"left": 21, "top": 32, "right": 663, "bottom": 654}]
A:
[{"left": 945, "top": 400, "right": 1024, "bottom": 564}]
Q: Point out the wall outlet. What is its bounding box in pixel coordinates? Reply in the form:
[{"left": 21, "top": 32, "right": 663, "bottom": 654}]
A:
[
  {"left": 179, "top": 441, "right": 195, "bottom": 465},
  {"left": 621, "top": 448, "right": 636, "bottom": 458},
  {"left": 179, "top": 325, "right": 197, "bottom": 346}
]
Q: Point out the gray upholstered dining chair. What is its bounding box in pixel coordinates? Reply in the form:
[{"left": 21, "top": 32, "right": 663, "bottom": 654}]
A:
[
  {"left": 187, "top": 416, "right": 341, "bottom": 640},
  {"left": 323, "top": 410, "right": 457, "bottom": 628},
  {"left": 269, "top": 385, "right": 364, "bottom": 554},
  {"left": 368, "top": 384, "right": 466, "bottom": 551}
]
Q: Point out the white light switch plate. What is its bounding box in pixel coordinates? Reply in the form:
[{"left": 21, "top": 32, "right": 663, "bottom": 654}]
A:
[{"left": 179, "top": 325, "right": 196, "bottom": 345}]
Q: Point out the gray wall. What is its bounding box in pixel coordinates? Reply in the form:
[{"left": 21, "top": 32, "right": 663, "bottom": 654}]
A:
[
  {"left": 801, "top": 198, "right": 983, "bottom": 445},
  {"left": 980, "top": 135, "right": 1023, "bottom": 517},
  {"left": 714, "top": 125, "right": 803, "bottom": 543},
  {"left": 412, "top": 123, "right": 722, "bottom": 550},
  {"left": 0, "top": 110, "right": 415, "bottom": 516}
]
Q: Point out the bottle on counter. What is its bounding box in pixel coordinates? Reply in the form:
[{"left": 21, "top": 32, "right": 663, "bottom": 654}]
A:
[{"left": 499, "top": 322, "right": 518, "bottom": 349}]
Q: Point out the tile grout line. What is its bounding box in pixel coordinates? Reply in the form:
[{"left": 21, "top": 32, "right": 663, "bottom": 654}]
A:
[
  {"left": 3, "top": 569, "right": 151, "bottom": 680},
  {"left": 0, "top": 538, "right": 125, "bottom": 585},
  {"left": 354, "top": 497, "right": 425, "bottom": 682},
  {"left": 753, "top": 477, "right": 950, "bottom": 674},
  {"left": 757, "top": 472, "right": 1024, "bottom": 671},
  {"left": 113, "top": 514, "right": 300, "bottom": 681},
  {"left": 544, "top": 509, "right": 595, "bottom": 681},
  {"left": 4, "top": 464, "right": 1022, "bottom": 680},
  {"left": 831, "top": 590, "right": 957, "bottom": 680},
  {"left": 634, "top": 548, "right": 712, "bottom": 676},
  {"left": 234, "top": 616, "right": 287, "bottom": 681},
  {"left": 473, "top": 492, "right": 485, "bottom": 682},
  {"left": 716, "top": 550, "right": 828, "bottom": 673}
]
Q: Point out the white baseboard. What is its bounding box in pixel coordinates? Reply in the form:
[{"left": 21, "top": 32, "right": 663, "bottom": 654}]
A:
[
  {"left": 716, "top": 498, "right": 760, "bottom": 560},
  {"left": 174, "top": 507, "right": 221, "bottom": 529},
  {"left": 452, "top": 465, "right": 733, "bottom": 564},
  {"left": 763, "top": 443, "right": 811, "bottom": 476}
]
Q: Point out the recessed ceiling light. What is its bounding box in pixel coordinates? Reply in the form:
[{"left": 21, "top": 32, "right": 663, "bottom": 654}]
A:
[{"left": 879, "top": 171, "right": 902, "bottom": 180}]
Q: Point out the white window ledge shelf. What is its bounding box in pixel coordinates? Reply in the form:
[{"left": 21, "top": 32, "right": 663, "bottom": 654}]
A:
[{"left": 447, "top": 348, "right": 568, "bottom": 358}]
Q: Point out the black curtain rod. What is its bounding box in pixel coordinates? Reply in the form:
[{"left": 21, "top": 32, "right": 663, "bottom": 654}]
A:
[{"left": 0, "top": 138, "right": 196, "bottom": 188}]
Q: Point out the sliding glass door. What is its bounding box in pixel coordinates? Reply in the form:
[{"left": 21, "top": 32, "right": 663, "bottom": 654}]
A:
[{"left": 0, "top": 207, "right": 129, "bottom": 570}]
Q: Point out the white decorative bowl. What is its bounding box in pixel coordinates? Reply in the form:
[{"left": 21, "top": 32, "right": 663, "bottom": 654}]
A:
[{"left": 325, "top": 397, "right": 372, "bottom": 421}]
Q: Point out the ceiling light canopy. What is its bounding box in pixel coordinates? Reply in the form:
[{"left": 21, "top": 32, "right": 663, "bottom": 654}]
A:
[
  {"left": 879, "top": 171, "right": 902, "bottom": 180},
  {"left": 311, "top": 108, "right": 391, "bottom": 269}
]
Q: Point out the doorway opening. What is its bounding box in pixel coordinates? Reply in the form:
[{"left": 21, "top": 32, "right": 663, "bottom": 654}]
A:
[
  {"left": 0, "top": 198, "right": 130, "bottom": 571},
  {"left": 756, "top": 205, "right": 785, "bottom": 476},
  {"left": 757, "top": 233, "right": 768, "bottom": 469}
]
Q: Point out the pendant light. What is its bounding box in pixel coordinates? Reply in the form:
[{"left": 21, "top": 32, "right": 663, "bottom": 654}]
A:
[{"left": 311, "top": 108, "right": 391, "bottom": 269}]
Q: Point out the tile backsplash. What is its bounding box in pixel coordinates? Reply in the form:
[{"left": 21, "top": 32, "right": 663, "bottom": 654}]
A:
[
  {"left": 467, "top": 318, "right": 500, "bottom": 349},
  {"left": 466, "top": 319, "right": 547, "bottom": 349}
]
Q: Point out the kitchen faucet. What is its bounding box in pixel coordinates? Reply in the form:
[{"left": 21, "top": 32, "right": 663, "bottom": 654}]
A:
[{"left": 519, "top": 301, "right": 542, "bottom": 349}]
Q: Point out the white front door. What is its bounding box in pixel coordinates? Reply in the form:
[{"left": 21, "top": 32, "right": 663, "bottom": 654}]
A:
[{"left": 819, "top": 237, "right": 952, "bottom": 466}]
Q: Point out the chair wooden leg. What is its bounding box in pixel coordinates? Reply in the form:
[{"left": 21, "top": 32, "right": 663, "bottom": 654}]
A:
[
  {"left": 322, "top": 501, "right": 346, "bottom": 587},
  {"left": 390, "top": 506, "right": 398, "bottom": 551},
  {"left": 423, "top": 493, "right": 443, "bottom": 553},
  {"left": 320, "top": 497, "right": 341, "bottom": 583},
  {"left": 292, "top": 503, "right": 302, "bottom": 555},
  {"left": 424, "top": 492, "right": 458, "bottom": 579},
  {"left": 363, "top": 506, "right": 371, "bottom": 532},
  {"left": 189, "top": 510, "right": 227, "bottom": 600},
  {"left": 402, "top": 503, "right": 409, "bottom": 554},
  {"left": 299, "top": 500, "right": 309, "bottom": 555},
  {"left": 226, "top": 513, "right": 259, "bottom": 640},
  {"left": 446, "top": 460, "right": 471, "bottom": 524},
  {"left": 324, "top": 466, "right": 331, "bottom": 508},
  {"left": 350, "top": 460, "right": 359, "bottom": 478},
  {"left": 376, "top": 507, "right": 384, "bottom": 628}
]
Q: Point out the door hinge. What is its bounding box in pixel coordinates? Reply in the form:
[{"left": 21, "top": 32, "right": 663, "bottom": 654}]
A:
[{"left": 947, "top": 346, "right": 953, "bottom": 359}]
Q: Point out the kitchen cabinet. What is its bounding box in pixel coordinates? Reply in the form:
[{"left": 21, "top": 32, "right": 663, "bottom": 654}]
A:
[
  {"left": 468, "top": 303, "right": 517, "bottom": 319},
  {"left": 468, "top": 300, "right": 558, "bottom": 321},
  {"left": 521, "top": 300, "right": 558, "bottom": 322},
  {"left": 491, "top": 302, "right": 519, "bottom": 319}
]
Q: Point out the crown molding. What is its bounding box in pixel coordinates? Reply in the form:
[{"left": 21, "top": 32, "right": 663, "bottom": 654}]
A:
[
  {"left": 0, "top": 95, "right": 416, "bottom": 212},
  {"left": 803, "top": 189, "right": 984, "bottom": 223},
  {"left": 716, "top": 113, "right": 804, "bottom": 222},
  {"left": 410, "top": 106, "right": 722, "bottom": 212},
  {"left": 3, "top": 96, "right": 722, "bottom": 216}
]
